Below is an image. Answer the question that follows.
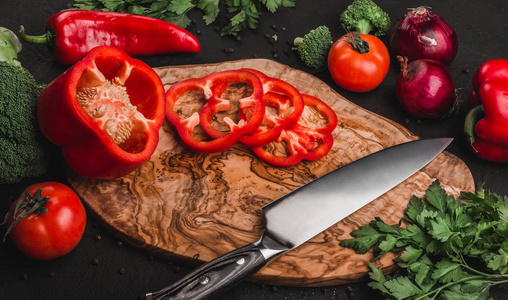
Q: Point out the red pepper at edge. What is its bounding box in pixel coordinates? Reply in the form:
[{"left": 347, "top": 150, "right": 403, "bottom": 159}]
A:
[
  {"left": 37, "top": 46, "right": 166, "bottom": 179},
  {"left": 237, "top": 68, "right": 305, "bottom": 148},
  {"left": 465, "top": 78, "right": 508, "bottom": 162},
  {"left": 19, "top": 10, "right": 201, "bottom": 64}
]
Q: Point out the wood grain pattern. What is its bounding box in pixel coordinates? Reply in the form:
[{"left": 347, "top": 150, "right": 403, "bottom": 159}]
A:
[{"left": 66, "top": 59, "right": 475, "bottom": 286}]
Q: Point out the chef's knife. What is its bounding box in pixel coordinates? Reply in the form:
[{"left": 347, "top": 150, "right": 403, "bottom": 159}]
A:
[{"left": 146, "top": 138, "right": 452, "bottom": 300}]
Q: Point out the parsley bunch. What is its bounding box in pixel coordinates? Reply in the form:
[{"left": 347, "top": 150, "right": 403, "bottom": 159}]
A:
[
  {"left": 341, "top": 180, "right": 508, "bottom": 299},
  {"left": 67, "top": 0, "right": 296, "bottom": 36}
]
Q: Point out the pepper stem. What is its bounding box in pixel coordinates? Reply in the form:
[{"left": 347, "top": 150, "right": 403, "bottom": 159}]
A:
[
  {"left": 18, "top": 25, "right": 53, "bottom": 46},
  {"left": 464, "top": 105, "right": 485, "bottom": 152}
]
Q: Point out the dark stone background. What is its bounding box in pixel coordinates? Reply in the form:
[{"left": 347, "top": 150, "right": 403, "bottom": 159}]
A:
[{"left": 1, "top": 1, "right": 507, "bottom": 299}]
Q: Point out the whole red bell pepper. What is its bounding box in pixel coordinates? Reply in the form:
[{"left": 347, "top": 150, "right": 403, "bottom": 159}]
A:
[
  {"left": 467, "top": 59, "right": 508, "bottom": 110},
  {"left": 251, "top": 94, "right": 337, "bottom": 167},
  {"left": 18, "top": 10, "right": 200, "bottom": 64},
  {"left": 165, "top": 70, "right": 265, "bottom": 153},
  {"left": 38, "top": 46, "right": 165, "bottom": 179},
  {"left": 465, "top": 78, "right": 508, "bottom": 162}
]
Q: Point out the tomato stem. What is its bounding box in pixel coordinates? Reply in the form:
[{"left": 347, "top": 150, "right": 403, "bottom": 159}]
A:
[
  {"left": 341, "top": 31, "right": 370, "bottom": 54},
  {"left": 1, "top": 189, "right": 49, "bottom": 242}
]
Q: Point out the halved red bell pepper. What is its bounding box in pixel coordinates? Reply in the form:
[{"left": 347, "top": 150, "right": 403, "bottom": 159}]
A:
[
  {"left": 465, "top": 78, "right": 508, "bottom": 162},
  {"left": 234, "top": 68, "right": 305, "bottom": 148},
  {"left": 19, "top": 10, "right": 201, "bottom": 64},
  {"left": 38, "top": 46, "right": 165, "bottom": 179},
  {"left": 251, "top": 94, "right": 337, "bottom": 167},
  {"left": 165, "top": 70, "right": 265, "bottom": 153}
]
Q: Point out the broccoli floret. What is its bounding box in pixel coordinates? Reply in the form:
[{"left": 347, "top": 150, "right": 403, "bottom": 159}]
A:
[
  {"left": 340, "top": 0, "right": 391, "bottom": 37},
  {"left": 293, "top": 26, "right": 333, "bottom": 72},
  {"left": 0, "top": 28, "right": 49, "bottom": 184}
]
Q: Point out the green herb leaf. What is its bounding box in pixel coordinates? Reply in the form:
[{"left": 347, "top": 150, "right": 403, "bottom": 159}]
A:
[
  {"left": 340, "top": 223, "right": 385, "bottom": 254},
  {"left": 340, "top": 180, "right": 508, "bottom": 299},
  {"left": 167, "top": 0, "right": 195, "bottom": 15},
  {"left": 68, "top": 0, "right": 294, "bottom": 35},
  {"left": 384, "top": 276, "right": 423, "bottom": 299},
  {"left": 198, "top": 0, "right": 220, "bottom": 25}
]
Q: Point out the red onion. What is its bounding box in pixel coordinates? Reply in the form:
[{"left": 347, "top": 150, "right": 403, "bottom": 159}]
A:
[
  {"left": 390, "top": 7, "right": 458, "bottom": 65},
  {"left": 395, "top": 56, "right": 456, "bottom": 119}
]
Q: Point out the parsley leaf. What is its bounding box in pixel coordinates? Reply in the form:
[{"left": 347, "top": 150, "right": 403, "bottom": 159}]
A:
[
  {"left": 341, "top": 180, "right": 508, "bottom": 299},
  {"left": 68, "top": 0, "right": 295, "bottom": 36}
]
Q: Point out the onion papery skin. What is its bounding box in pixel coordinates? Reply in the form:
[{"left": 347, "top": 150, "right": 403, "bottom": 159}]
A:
[
  {"left": 390, "top": 7, "right": 458, "bottom": 65},
  {"left": 396, "top": 58, "right": 455, "bottom": 119}
]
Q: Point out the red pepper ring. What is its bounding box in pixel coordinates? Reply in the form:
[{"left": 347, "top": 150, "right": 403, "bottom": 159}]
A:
[
  {"left": 239, "top": 92, "right": 291, "bottom": 147},
  {"left": 165, "top": 70, "right": 264, "bottom": 153},
  {"left": 234, "top": 68, "right": 305, "bottom": 147},
  {"left": 251, "top": 94, "right": 338, "bottom": 167}
]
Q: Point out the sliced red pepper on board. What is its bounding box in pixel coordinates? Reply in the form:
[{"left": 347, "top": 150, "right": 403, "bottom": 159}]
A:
[
  {"left": 165, "top": 70, "right": 265, "bottom": 153},
  {"left": 465, "top": 78, "right": 508, "bottom": 162},
  {"left": 38, "top": 46, "right": 165, "bottom": 179},
  {"left": 19, "top": 10, "right": 200, "bottom": 64},
  {"left": 251, "top": 94, "right": 338, "bottom": 167},
  {"left": 234, "top": 68, "right": 305, "bottom": 148}
]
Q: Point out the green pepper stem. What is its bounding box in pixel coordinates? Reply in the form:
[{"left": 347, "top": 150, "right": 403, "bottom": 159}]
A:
[
  {"left": 18, "top": 25, "right": 52, "bottom": 46},
  {"left": 464, "top": 105, "right": 485, "bottom": 151}
]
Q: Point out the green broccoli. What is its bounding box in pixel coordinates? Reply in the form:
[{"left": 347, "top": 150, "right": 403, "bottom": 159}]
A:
[
  {"left": 0, "top": 27, "right": 49, "bottom": 184},
  {"left": 340, "top": 0, "right": 391, "bottom": 37},
  {"left": 293, "top": 26, "right": 333, "bottom": 72}
]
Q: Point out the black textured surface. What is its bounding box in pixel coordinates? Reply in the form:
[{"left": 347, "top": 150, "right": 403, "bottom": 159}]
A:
[{"left": 1, "top": 1, "right": 507, "bottom": 299}]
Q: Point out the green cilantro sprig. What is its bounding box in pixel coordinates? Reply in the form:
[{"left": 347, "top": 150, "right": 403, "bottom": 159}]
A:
[
  {"left": 67, "top": 0, "right": 296, "bottom": 36},
  {"left": 341, "top": 180, "right": 508, "bottom": 299}
]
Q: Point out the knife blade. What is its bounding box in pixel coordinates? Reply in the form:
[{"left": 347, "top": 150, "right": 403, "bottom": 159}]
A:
[{"left": 146, "top": 137, "right": 452, "bottom": 300}]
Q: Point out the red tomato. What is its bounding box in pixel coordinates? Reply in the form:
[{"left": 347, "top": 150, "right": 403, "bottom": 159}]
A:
[
  {"left": 5, "top": 182, "right": 86, "bottom": 260},
  {"left": 327, "top": 33, "right": 390, "bottom": 92}
]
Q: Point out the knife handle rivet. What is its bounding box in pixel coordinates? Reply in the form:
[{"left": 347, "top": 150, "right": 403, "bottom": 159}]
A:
[
  {"left": 236, "top": 258, "right": 245, "bottom": 265},
  {"left": 198, "top": 275, "right": 210, "bottom": 285}
]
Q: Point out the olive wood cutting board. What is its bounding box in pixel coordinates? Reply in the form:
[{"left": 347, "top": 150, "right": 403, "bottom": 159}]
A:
[{"left": 66, "top": 59, "right": 474, "bottom": 287}]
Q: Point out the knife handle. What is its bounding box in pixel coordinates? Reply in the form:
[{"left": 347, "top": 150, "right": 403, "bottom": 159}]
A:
[{"left": 147, "top": 241, "right": 275, "bottom": 300}]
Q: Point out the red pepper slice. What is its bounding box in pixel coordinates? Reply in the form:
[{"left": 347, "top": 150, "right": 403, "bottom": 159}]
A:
[
  {"left": 165, "top": 70, "right": 265, "bottom": 153},
  {"left": 19, "top": 10, "right": 200, "bottom": 64},
  {"left": 231, "top": 68, "right": 304, "bottom": 147},
  {"left": 37, "top": 46, "right": 166, "bottom": 179},
  {"left": 251, "top": 94, "right": 337, "bottom": 167}
]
